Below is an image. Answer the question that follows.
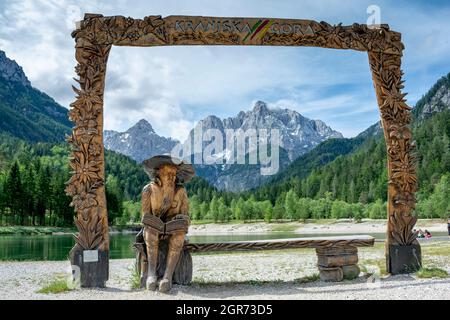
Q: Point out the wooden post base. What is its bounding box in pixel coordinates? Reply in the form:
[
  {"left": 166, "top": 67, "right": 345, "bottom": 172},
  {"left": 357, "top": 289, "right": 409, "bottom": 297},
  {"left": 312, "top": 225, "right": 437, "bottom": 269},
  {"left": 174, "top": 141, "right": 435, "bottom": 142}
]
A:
[
  {"left": 70, "top": 247, "right": 109, "bottom": 288},
  {"left": 316, "top": 247, "right": 361, "bottom": 281},
  {"left": 387, "top": 243, "right": 421, "bottom": 274}
]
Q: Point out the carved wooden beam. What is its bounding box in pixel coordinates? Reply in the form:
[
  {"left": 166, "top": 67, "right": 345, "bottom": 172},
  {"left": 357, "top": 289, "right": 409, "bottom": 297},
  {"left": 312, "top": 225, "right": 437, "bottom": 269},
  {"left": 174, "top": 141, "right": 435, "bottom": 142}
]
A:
[
  {"left": 368, "top": 52, "right": 418, "bottom": 248},
  {"left": 184, "top": 236, "right": 375, "bottom": 253},
  {"left": 72, "top": 14, "right": 404, "bottom": 55},
  {"left": 66, "top": 40, "right": 111, "bottom": 252}
]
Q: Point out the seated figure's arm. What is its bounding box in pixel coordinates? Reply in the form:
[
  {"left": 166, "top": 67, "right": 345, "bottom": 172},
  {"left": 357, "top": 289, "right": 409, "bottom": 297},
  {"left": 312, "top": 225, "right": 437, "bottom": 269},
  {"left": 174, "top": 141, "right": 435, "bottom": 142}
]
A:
[
  {"left": 178, "top": 188, "right": 189, "bottom": 216},
  {"left": 141, "top": 184, "right": 164, "bottom": 231},
  {"left": 173, "top": 188, "right": 190, "bottom": 221},
  {"left": 141, "top": 184, "right": 153, "bottom": 217}
]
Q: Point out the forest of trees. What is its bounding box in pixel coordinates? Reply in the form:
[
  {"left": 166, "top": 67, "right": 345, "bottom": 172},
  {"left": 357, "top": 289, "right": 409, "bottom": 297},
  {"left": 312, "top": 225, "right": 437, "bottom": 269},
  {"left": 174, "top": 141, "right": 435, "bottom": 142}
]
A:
[
  {"left": 0, "top": 109, "right": 448, "bottom": 227},
  {"left": 182, "top": 110, "right": 450, "bottom": 223},
  {"left": 0, "top": 141, "right": 72, "bottom": 226},
  {"left": 0, "top": 134, "right": 147, "bottom": 226}
]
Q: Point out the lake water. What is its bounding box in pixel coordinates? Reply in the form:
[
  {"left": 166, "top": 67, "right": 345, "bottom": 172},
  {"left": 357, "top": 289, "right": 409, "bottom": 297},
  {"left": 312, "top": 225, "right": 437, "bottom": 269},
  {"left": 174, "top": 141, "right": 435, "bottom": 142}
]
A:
[{"left": 0, "top": 231, "right": 447, "bottom": 261}]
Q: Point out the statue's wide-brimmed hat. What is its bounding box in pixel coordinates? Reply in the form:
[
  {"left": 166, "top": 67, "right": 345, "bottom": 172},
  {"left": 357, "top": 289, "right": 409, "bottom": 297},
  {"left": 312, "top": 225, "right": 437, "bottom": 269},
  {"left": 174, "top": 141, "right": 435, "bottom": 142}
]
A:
[{"left": 143, "top": 155, "right": 195, "bottom": 184}]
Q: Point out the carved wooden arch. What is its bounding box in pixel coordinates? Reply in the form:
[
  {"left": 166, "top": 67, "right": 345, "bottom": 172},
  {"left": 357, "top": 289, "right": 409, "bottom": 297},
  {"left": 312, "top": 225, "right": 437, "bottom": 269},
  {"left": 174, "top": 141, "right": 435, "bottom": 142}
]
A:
[{"left": 67, "top": 14, "right": 419, "bottom": 278}]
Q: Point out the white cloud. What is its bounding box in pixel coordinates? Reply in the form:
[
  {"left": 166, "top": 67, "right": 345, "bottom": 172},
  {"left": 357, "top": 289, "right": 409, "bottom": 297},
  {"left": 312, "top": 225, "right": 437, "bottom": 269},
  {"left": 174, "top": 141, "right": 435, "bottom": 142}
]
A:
[{"left": 1, "top": 0, "right": 449, "bottom": 140}]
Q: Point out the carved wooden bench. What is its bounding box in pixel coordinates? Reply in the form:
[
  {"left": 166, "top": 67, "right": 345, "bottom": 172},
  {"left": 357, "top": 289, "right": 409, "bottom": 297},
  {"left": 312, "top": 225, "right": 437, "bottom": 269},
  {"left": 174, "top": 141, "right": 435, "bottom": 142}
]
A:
[{"left": 134, "top": 235, "right": 375, "bottom": 284}]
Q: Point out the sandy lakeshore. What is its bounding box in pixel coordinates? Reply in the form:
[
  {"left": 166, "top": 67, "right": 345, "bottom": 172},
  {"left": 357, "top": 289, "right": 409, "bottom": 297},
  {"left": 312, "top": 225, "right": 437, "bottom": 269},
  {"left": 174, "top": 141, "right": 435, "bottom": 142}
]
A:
[
  {"left": 0, "top": 240, "right": 449, "bottom": 300},
  {"left": 188, "top": 219, "right": 447, "bottom": 235}
]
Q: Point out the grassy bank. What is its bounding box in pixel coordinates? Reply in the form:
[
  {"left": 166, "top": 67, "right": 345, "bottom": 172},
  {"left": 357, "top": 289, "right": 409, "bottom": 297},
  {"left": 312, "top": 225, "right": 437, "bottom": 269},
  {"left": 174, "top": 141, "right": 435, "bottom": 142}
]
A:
[{"left": 0, "top": 226, "right": 75, "bottom": 235}]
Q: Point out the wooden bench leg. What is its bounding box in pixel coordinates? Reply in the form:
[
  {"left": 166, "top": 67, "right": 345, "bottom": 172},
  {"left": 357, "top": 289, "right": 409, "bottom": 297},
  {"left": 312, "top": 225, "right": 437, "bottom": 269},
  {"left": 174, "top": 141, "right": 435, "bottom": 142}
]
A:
[{"left": 316, "top": 247, "right": 360, "bottom": 282}]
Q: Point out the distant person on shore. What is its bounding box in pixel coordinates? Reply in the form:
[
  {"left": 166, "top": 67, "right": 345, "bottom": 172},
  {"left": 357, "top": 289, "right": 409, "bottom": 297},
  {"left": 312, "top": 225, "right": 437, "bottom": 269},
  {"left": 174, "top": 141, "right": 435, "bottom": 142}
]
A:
[
  {"left": 417, "top": 229, "right": 425, "bottom": 238},
  {"left": 447, "top": 218, "right": 450, "bottom": 238},
  {"left": 424, "top": 230, "right": 432, "bottom": 239}
]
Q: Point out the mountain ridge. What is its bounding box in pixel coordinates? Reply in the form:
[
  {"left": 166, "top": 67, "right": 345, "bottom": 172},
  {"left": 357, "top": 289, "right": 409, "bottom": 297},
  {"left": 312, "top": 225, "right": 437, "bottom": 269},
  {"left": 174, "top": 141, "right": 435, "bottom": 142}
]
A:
[
  {"left": 104, "top": 100, "right": 344, "bottom": 191},
  {"left": 0, "top": 49, "right": 71, "bottom": 143},
  {"left": 104, "top": 119, "right": 179, "bottom": 163},
  {"left": 251, "top": 71, "right": 450, "bottom": 200},
  {"left": 187, "top": 100, "right": 343, "bottom": 162}
]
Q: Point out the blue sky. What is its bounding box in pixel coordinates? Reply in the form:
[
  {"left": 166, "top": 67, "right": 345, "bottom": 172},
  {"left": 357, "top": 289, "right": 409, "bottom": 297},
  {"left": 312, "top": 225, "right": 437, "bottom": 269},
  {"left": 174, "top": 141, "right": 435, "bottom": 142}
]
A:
[{"left": 1, "top": 0, "right": 449, "bottom": 140}]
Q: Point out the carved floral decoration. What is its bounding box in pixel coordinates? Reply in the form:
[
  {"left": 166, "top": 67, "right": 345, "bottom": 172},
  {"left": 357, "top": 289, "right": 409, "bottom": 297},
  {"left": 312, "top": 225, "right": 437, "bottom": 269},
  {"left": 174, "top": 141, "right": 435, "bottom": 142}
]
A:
[
  {"left": 262, "top": 22, "right": 404, "bottom": 54},
  {"left": 67, "top": 20, "right": 111, "bottom": 251},
  {"left": 369, "top": 52, "right": 418, "bottom": 246}
]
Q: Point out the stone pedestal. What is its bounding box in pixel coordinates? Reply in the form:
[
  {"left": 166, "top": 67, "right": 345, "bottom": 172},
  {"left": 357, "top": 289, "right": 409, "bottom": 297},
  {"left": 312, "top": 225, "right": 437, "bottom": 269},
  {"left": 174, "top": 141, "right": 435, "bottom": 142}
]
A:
[
  {"left": 70, "top": 248, "right": 109, "bottom": 288},
  {"left": 387, "top": 243, "right": 422, "bottom": 274},
  {"left": 316, "top": 246, "right": 361, "bottom": 281}
]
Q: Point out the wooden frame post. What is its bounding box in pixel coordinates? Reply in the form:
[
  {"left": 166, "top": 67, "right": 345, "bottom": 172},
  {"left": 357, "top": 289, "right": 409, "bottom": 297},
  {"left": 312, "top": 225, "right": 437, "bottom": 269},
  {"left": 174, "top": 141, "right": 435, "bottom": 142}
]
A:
[{"left": 66, "top": 14, "right": 420, "bottom": 287}]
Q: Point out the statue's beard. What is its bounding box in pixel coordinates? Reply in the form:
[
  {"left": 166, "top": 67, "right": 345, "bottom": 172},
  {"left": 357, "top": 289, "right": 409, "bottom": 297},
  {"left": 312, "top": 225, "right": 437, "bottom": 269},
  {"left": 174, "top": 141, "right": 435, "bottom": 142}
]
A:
[
  {"left": 159, "top": 176, "right": 176, "bottom": 217},
  {"left": 160, "top": 176, "right": 176, "bottom": 188},
  {"left": 161, "top": 181, "right": 175, "bottom": 200}
]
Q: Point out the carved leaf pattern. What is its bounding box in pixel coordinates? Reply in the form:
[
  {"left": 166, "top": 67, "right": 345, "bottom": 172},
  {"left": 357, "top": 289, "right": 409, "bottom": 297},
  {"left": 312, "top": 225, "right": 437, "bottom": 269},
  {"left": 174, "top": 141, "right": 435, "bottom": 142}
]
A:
[
  {"left": 262, "top": 22, "right": 403, "bottom": 54},
  {"left": 67, "top": 21, "right": 111, "bottom": 250},
  {"left": 369, "top": 51, "right": 418, "bottom": 246},
  {"left": 73, "top": 15, "right": 403, "bottom": 55},
  {"left": 73, "top": 15, "right": 167, "bottom": 45}
]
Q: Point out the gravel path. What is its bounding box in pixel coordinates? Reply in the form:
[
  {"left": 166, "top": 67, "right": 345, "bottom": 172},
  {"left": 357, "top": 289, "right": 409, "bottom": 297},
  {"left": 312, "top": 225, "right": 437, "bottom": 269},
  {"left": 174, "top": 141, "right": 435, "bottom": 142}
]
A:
[{"left": 1, "top": 242, "right": 449, "bottom": 300}]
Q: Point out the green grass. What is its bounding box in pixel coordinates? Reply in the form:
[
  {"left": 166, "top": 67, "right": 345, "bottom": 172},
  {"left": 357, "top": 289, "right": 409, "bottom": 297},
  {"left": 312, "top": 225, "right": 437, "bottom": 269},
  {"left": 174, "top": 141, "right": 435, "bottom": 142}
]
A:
[
  {"left": 416, "top": 267, "right": 448, "bottom": 279},
  {"left": 296, "top": 273, "right": 320, "bottom": 283},
  {"left": 130, "top": 264, "right": 141, "bottom": 290},
  {"left": 421, "top": 242, "right": 450, "bottom": 256},
  {"left": 37, "top": 278, "right": 73, "bottom": 294}
]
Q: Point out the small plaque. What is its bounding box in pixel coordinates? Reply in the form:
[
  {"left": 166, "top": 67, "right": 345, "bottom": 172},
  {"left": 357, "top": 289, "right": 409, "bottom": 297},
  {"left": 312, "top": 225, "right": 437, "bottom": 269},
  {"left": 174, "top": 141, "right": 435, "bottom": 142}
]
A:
[{"left": 83, "top": 250, "right": 99, "bottom": 263}]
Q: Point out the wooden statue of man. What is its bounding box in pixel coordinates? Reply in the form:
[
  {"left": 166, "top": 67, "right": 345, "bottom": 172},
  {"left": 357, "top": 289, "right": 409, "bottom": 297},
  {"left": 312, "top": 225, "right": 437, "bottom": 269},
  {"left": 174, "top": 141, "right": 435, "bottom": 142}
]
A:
[{"left": 139, "top": 155, "right": 194, "bottom": 293}]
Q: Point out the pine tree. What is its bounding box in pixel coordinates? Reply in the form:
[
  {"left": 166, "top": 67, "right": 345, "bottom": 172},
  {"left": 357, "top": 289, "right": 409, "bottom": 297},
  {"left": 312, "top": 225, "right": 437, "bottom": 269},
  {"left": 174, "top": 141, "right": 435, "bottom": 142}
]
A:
[
  {"left": 285, "top": 189, "right": 298, "bottom": 221},
  {"left": 348, "top": 180, "right": 356, "bottom": 203},
  {"left": 35, "top": 165, "right": 50, "bottom": 225},
  {"left": 189, "top": 195, "right": 201, "bottom": 220},
  {"left": 234, "top": 198, "right": 244, "bottom": 220},
  {"left": 208, "top": 196, "right": 220, "bottom": 222},
  {"left": 5, "top": 161, "right": 23, "bottom": 223},
  {"left": 199, "top": 202, "right": 209, "bottom": 220},
  {"left": 22, "top": 164, "right": 36, "bottom": 225},
  {"left": 297, "top": 198, "right": 310, "bottom": 221}
]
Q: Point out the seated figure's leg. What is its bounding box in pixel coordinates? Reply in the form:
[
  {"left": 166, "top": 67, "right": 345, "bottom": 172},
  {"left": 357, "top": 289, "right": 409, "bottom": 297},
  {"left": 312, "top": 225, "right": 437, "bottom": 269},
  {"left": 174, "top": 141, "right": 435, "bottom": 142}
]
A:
[
  {"left": 144, "top": 226, "right": 159, "bottom": 290},
  {"left": 159, "top": 232, "right": 185, "bottom": 293}
]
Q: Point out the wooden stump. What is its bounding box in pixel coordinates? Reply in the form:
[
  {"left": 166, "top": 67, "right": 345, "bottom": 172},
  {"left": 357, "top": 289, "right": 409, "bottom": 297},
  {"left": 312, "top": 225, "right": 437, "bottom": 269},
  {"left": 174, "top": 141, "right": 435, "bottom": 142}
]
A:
[
  {"left": 318, "top": 266, "right": 344, "bottom": 282},
  {"left": 342, "top": 265, "right": 360, "bottom": 280},
  {"left": 70, "top": 247, "right": 109, "bottom": 288},
  {"left": 316, "top": 246, "right": 360, "bottom": 282},
  {"left": 156, "top": 239, "right": 193, "bottom": 285},
  {"left": 388, "top": 243, "right": 422, "bottom": 274},
  {"left": 134, "top": 239, "right": 192, "bottom": 287}
]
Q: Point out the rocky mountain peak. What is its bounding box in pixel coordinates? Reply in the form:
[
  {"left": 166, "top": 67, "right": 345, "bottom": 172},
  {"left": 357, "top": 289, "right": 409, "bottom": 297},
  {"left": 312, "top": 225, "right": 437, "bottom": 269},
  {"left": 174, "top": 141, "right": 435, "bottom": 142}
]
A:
[
  {"left": 253, "top": 100, "right": 269, "bottom": 113},
  {"left": 202, "top": 115, "right": 223, "bottom": 128},
  {"left": 104, "top": 119, "right": 178, "bottom": 163},
  {"left": 128, "top": 119, "right": 155, "bottom": 134},
  {"left": 0, "top": 50, "right": 31, "bottom": 87},
  {"left": 181, "top": 100, "right": 344, "bottom": 191}
]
